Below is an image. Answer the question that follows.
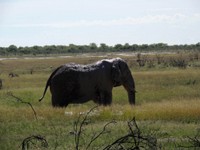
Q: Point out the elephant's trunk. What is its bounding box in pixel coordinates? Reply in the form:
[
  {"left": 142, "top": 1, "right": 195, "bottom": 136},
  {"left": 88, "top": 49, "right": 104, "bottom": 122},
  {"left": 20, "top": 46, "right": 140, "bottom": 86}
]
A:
[
  {"left": 123, "top": 74, "right": 136, "bottom": 105},
  {"left": 127, "top": 89, "right": 135, "bottom": 105}
]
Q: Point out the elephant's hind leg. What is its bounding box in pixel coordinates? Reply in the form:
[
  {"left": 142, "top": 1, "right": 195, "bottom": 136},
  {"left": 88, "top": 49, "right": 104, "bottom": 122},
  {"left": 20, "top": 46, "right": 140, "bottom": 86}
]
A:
[
  {"left": 52, "top": 95, "right": 68, "bottom": 107},
  {"left": 100, "top": 91, "right": 112, "bottom": 106}
]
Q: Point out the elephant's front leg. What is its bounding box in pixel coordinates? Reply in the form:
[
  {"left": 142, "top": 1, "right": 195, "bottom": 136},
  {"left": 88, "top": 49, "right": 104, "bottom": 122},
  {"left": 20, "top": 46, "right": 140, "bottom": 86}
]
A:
[{"left": 99, "top": 91, "right": 112, "bottom": 106}]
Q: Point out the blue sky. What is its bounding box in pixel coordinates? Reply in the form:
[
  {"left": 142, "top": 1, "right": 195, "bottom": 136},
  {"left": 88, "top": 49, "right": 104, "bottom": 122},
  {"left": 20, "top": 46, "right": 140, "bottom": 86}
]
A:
[{"left": 0, "top": 0, "right": 200, "bottom": 47}]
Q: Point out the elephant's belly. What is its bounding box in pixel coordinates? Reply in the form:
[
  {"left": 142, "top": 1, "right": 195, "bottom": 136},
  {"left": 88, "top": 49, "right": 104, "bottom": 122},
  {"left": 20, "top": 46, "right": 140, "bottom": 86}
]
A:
[{"left": 68, "top": 95, "right": 94, "bottom": 104}]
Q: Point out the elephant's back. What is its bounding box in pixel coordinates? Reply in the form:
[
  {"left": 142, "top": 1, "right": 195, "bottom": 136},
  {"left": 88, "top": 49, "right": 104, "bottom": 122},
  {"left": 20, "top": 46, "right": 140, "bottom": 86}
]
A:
[
  {"left": 60, "top": 63, "right": 99, "bottom": 73},
  {"left": 50, "top": 63, "right": 100, "bottom": 85},
  {"left": 52, "top": 66, "right": 79, "bottom": 82}
]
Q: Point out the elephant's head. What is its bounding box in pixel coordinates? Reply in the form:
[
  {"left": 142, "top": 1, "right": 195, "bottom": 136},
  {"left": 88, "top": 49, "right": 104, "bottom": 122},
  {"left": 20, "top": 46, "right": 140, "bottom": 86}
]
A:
[{"left": 111, "top": 58, "right": 136, "bottom": 105}]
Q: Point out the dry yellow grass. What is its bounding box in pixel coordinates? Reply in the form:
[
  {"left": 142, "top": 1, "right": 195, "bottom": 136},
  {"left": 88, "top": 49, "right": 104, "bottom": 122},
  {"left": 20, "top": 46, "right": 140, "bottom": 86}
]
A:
[{"left": 133, "top": 99, "right": 200, "bottom": 120}]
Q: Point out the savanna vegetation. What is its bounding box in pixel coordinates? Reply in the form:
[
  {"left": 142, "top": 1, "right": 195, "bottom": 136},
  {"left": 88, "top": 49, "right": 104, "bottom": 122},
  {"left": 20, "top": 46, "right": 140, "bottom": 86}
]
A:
[
  {"left": 0, "top": 52, "right": 200, "bottom": 149},
  {"left": 0, "top": 42, "right": 200, "bottom": 56}
]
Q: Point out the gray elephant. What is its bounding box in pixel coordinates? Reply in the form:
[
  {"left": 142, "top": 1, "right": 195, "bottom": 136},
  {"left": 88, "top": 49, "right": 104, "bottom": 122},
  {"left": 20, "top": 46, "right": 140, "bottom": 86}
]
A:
[{"left": 39, "top": 58, "right": 136, "bottom": 107}]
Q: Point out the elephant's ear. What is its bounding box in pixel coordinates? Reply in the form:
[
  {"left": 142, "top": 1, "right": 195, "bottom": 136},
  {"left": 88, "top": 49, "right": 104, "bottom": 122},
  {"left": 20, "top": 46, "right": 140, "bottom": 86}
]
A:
[{"left": 111, "top": 63, "right": 122, "bottom": 86}]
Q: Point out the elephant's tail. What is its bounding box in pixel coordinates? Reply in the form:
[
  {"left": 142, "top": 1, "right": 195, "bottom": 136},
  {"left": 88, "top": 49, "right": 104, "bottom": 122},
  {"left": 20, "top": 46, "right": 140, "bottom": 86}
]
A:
[{"left": 39, "top": 66, "right": 62, "bottom": 102}]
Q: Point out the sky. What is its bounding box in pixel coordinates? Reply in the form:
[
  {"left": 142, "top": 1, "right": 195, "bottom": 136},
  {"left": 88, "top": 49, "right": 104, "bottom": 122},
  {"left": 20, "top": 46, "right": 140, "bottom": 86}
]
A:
[{"left": 0, "top": 0, "right": 200, "bottom": 47}]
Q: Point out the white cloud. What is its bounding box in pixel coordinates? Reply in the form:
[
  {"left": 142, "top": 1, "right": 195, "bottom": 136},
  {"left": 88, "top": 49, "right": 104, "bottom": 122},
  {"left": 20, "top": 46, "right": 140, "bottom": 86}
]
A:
[{"left": 3, "top": 13, "right": 199, "bottom": 28}]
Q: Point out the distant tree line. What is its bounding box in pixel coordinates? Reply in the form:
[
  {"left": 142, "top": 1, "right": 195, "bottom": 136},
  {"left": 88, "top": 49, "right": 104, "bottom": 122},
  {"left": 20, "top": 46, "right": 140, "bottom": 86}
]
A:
[{"left": 0, "top": 43, "right": 200, "bottom": 56}]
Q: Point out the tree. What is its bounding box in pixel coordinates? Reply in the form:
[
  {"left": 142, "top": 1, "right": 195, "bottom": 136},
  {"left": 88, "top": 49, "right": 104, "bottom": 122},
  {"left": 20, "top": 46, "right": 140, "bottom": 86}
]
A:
[
  {"left": 8, "top": 45, "right": 18, "bottom": 55},
  {"left": 123, "top": 43, "right": 131, "bottom": 51},
  {"left": 0, "top": 47, "right": 7, "bottom": 55},
  {"left": 89, "top": 43, "right": 98, "bottom": 52},
  {"left": 114, "top": 44, "right": 123, "bottom": 51},
  {"left": 99, "top": 43, "right": 109, "bottom": 52}
]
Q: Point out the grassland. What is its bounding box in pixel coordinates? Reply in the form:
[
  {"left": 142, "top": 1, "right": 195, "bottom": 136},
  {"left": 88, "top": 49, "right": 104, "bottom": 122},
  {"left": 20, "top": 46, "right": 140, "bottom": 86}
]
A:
[{"left": 0, "top": 52, "right": 200, "bottom": 149}]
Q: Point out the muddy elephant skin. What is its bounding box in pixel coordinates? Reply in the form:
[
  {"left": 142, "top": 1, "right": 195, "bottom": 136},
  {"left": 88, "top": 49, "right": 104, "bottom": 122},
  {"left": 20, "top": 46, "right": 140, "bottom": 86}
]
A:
[{"left": 39, "top": 58, "right": 136, "bottom": 107}]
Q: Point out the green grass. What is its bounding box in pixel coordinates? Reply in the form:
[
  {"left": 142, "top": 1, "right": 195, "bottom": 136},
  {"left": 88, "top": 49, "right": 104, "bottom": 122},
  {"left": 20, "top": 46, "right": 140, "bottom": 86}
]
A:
[{"left": 0, "top": 53, "right": 200, "bottom": 149}]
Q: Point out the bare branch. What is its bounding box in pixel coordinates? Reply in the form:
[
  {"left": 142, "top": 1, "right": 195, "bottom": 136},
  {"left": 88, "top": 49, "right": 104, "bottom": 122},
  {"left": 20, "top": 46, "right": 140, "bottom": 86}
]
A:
[
  {"left": 73, "top": 106, "right": 98, "bottom": 150},
  {"left": 7, "top": 92, "right": 38, "bottom": 121},
  {"left": 86, "top": 120, "right": 116, "bottom": 150},
  {"left": 178, "top": 134, "right": 200, "bottom": 149},
  {"left": 103, "top": 117, "right": 158, "bottom": 150},
  {"left": 21, "top": 135, "right": 48, "bottom": 150}
]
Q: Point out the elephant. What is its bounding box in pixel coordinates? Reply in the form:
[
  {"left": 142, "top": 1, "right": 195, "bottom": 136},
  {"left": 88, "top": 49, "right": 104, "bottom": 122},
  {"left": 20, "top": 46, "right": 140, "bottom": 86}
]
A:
[{"left": 39, "top": 58, "right": 136, "bottom": 107}]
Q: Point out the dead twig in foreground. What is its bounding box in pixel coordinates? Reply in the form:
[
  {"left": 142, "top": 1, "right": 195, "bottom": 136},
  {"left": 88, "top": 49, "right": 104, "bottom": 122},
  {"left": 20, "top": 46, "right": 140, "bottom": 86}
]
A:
[
  {"left": 103, "top": 117, "right": 158, "bottom": 150},
  {"left": 7, "top": 92, "right": 38, "bottom": 121},
  {"left": 21, "top": 135, "right": 48, "bottom": 150},
  {"left": 73, "top": 106, "right": 98, "bottom": 150}
]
